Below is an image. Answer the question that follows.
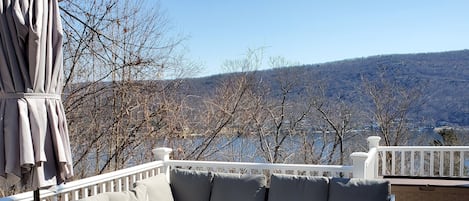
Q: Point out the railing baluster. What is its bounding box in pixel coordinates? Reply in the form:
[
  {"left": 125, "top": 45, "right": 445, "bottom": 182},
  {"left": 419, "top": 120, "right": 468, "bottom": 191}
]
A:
[
  {"left": 81, "top": 187, "right": 88, "bottom": 198},
  {"left": 460, "top": 151, "right": 465, "bottom": 177},
  {"left": 117, "top": 178, "right": 123, "bottom": 192},
  {"left": 450, "top": 151, "right": 455, "bottom": 176},
  {"left": 73, "top": 190, "right": 80, "bottom": 201},
  {"left": 138, "top": 172, "right": 143, "bottom": 180},
  {"left": 400, "top": 151, "right": 405, "bottom": 175},
  {"left": 92, "top": 185, "right": 98, "bottom": 196},
  {"left": 410, "top": 151, "right": 415, "bottom": 176},
  {"left": 101, "top": 183, "right": 106, "bottom": 193},
  {"left": 420, "top": 151, "right": 424, "bottom": 176},
  {"left": 439, "top": 151, "right": 444, "bottom": 176},
  {"left": 109, "top": 180, "right": 115, "bottom": 192},
  {"left": 132, "top": 174, "right": 137, "bottom": 183},
  {"left": 430, "top": 151, "right": 434, "bottom": 176},
  {"left": 125, "top": 176, "right": 130, "bottom": 191},
  {"left": 381, "top": 151, "right": 386, "bottom": 176},
  {"left": 391, "top": 151, "right": 396, "bottom": 175}
]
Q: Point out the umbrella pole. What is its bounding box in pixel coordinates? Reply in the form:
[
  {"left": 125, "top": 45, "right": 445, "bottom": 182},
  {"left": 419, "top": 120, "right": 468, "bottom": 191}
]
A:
[{"left": 34, "top": 189, "right": 40, "bottom": 201}]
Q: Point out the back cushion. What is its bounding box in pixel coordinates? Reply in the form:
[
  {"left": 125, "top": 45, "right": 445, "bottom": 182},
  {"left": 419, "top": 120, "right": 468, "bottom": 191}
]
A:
[
  {"left": 328, "top": 178, "right": 389, "bottom": 201},
  {"left": 170, "top": 169, "right": 213, "bottom": 201},
  {"left": 133, "top": 174, "right": 174, "bottom": 201},
  {"left": 268, "top": 174, "right": 329, "bottom": 201},
  {"left": 210, "top": 172, "right": 266, "bottom": 201}
]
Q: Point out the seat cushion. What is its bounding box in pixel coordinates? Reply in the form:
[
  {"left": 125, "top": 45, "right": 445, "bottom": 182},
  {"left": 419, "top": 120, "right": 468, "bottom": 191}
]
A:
[
  {"left": 328, "top": 178, "right": 390, "bottom": 201},
  {"left": 268, "top": 174, "right": 329, "bottom": 201},
  {"left": 210, "top": 172, "right": 266, "bottom": 201},
  {"left": 170, "top": 169, "right": 213, "bottom": 201},
  {"left": 133, "top": 174, "right": 174, "bottom": 201}
]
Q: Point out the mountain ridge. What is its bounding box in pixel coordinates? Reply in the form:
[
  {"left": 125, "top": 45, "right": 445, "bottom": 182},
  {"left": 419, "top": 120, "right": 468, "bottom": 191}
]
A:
[{"left": 181, "top": 50, "right": 469, "bottom": 126}]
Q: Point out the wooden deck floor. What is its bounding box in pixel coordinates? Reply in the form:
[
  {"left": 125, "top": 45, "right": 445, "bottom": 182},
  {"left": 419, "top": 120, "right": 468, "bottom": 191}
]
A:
[{"left": 386, "top": 178, "right": 469, "bottom": 201}]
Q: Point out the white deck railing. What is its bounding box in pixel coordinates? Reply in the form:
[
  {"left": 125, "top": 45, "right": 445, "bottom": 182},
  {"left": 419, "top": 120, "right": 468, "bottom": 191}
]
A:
[
  {"left": 377, "top": 146, "right": 469, "bottom": 178},
  {"left": 1, "top": 161, "right": 167, "bottom": 201},
  {"left": 2, "top": 136, "right": 469, "bottom": 201},
  {"left": 0, "top": 147, "right": 354, "bottom": 201},
  {"left": 167, "top": 160, "right": 353, "bottom": 178},
  {"left": 350, "top": 136, "right": 469, "bottom": 179}
]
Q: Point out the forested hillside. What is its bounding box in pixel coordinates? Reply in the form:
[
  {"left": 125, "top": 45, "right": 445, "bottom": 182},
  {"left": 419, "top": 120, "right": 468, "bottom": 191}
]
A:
[{"left": 183, "top": 50, "right": 469, "bottom": 127}]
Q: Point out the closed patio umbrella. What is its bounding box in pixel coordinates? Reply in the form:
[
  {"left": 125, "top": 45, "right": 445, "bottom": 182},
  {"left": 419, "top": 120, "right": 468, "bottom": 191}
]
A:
[{"left": 0, "top": 0, "right": 73, "bottom": 193}]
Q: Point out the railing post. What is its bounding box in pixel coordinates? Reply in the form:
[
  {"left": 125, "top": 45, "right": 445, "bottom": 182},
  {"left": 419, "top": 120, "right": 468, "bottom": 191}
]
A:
[
  {"left": 152, "top": 147, "right": 173, "bottom": 182},
  {"left": 351, "top": 152, "right": 368, "bottom": 179},
  {"left": 367, "top": 136, "right": 381, "bottom": 178}
]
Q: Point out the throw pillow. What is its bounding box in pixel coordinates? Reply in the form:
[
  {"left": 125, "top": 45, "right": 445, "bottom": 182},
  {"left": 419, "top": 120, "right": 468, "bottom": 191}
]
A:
[{"left": 268, "top": 174, "right": 329, "bottom": 201}]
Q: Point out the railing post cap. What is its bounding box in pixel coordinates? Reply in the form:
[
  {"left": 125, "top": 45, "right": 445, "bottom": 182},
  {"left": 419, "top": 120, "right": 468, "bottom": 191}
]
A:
[
  {"left": 367, "top": 136, "right": 381, "bottom": 149},
  {"left": 367, "top": 136, "right": 381, "bottom": 141},
  {"left": 152, "top": 147, "right": 173, "bottom": 161},
  {"left": 350, "top": 152, "right": 368, "bottom": 159},
  {"left": 153, "top": 147, "right": 173, "bottom": 152}
]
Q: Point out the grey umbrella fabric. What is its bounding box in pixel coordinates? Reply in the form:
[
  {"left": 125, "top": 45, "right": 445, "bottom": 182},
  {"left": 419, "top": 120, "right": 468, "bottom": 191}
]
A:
[{"left": 0, "top": 0, "right": 73, "bottom": 189}]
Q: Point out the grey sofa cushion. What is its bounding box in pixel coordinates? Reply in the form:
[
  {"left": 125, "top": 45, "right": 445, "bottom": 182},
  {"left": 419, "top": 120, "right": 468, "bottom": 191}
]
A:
[
  {"left": 328, "top": 178, "right": 389, "bottom": 201},
  {"left": 78, "top": 192, "right": 137, "bottom": 201},
  {"left": 268, "top": 174, "right": 329, "bottom": 201},
  {"left": 210, "top": 172, "right": 266, "bottom": 201},
  {"left": 133, "top": 174, "right": 174, "bottom": 201},
  {"left": 170, "top": 169, "right": 213, "bottom": 201}
]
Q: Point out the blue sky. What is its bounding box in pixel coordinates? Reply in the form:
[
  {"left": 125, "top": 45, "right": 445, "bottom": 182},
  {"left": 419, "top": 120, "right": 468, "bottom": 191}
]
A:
[{"left": 159, "top": 0, "right": 469, "bottom": 77}]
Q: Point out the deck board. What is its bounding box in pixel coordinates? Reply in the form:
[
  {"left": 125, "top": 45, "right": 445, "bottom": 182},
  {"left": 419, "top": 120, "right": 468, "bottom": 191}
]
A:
[{"left": 386, "top": 178, "right": 469, "bottom": 201}]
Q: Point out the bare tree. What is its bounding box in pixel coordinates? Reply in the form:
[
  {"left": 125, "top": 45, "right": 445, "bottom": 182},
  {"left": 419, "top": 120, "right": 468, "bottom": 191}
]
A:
[
  {"left": 59, "top": 0, "right": 193, "bottom": 177},
  {"left": 258, "top": 76, "right": 312, "bottom": 162},
  {"left": 309, "top": 81, "right": 359, "bottom": 165},
  {"left": 188, "top": 73, "right": 255, "bottom": 160},
  {"left": 233, "top": 55, "right": 316, "bottom": 163},
  {"left": 159, "top": 49, "right": 263, "bottom": 161},
  {"left": 361, "top": 66, "right": 424, "bottom": 146}
]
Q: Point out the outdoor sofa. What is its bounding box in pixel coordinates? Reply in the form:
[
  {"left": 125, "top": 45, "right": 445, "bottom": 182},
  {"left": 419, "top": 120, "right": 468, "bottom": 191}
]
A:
[{"left": 79, "top": 168, "right": 394, "bottom": 201}]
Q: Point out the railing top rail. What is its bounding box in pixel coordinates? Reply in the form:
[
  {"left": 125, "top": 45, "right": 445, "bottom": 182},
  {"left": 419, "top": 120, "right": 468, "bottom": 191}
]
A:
[
  {"left": 1, "top": 161, "right": 165, "bottom": 201},
  {"left": 59, "top": 160, "right": 165, "bottom": 191},
  {"left": 166, "top": 160, "right": 353, "bottom": 172},
  {"left": 378, "top": 146, "right": 469, "bottom": 151}
]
